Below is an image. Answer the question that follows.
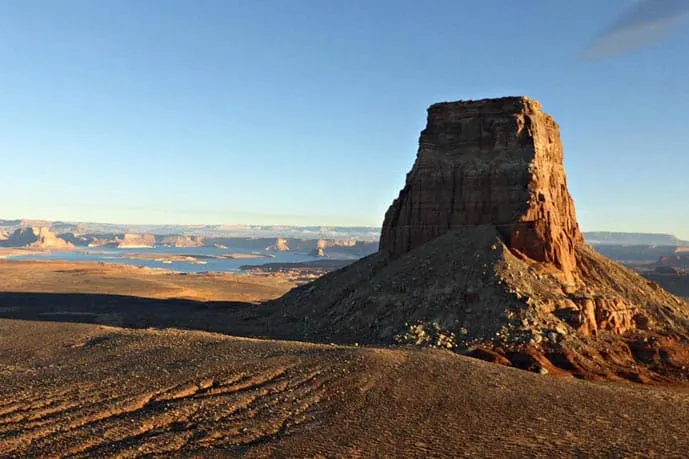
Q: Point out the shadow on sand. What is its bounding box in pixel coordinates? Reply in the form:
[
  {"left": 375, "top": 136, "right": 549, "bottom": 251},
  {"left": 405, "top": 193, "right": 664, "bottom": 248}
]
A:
[{"left": 0, "top": 292, "right": 276, "bottom": 338}]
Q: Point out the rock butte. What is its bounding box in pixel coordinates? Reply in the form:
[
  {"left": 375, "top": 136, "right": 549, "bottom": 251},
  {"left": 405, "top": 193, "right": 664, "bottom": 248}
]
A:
[
  {"left": 257, "top": 96, "right": 689, "bottom": 384},
  {"left": 380, "top": 97, "right": 582, "bottom": 278}
]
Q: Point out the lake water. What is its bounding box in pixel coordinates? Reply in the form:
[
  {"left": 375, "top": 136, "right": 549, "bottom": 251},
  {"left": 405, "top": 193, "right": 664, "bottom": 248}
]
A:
[{"left": 8, "top": 246, "right": 323, "bottom": 273}]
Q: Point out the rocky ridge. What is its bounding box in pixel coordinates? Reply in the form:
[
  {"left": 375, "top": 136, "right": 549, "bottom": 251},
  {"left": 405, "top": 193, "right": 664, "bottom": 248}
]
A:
[{"left": 260, "top": 96, "right": 689, "bottom": 384}]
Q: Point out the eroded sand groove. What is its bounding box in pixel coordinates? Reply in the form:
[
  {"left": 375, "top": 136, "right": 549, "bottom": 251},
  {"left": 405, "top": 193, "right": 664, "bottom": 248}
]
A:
[
  {"left": 0, "top": 324, "right": 343, "bottom": 457},
  {"left": 3, "top": 367, "right": 334, "bottom": 456},
  {"left": 2, "top": 371, "right": 331, "bottom": 456},
  {"left": 3, "top": 321, "right": 689, "bottom": 457}
]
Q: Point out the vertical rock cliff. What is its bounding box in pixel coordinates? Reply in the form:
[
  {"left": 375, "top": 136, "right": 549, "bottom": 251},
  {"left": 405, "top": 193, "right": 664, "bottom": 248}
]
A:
[{"left": 380, "top": 97, "right": 583, "bottom": 275}]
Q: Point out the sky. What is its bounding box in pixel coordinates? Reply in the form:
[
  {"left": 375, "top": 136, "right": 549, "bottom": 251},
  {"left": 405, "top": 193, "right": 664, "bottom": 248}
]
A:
[{"left": 1, "top": 1, "right": 688, "bottom": 237}]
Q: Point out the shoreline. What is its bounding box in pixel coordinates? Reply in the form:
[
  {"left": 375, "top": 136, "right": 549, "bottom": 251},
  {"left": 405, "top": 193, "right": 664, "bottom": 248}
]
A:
[
  {"left": 0, "top": 257, "right": 310, "bottom": 279},
  {"left": 0, "top": 257, "right": 343, "bottom": 288},
  {"left": 0, "top": 247, "right": 316, "bottom": 274},
  {"left": 121, "top": 251, "right": 275, "bottom": 262},
  {"left": 0, "top": 248, "right": 53, "bottom": 259}
]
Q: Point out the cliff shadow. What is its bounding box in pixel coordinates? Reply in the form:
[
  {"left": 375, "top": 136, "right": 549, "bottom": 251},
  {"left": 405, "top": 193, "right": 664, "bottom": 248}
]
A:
[{"left": 0, "top": 292, "right": 279, "bottom": 338}]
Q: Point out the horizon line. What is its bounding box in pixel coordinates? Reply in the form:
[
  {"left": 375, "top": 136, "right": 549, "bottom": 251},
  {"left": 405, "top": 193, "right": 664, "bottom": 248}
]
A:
[
  {"left": 0, "top": 216, "right": 383, "bottom": 229},
  {"left": 1, "top": 216, "right": 686, "bottom": 240}
]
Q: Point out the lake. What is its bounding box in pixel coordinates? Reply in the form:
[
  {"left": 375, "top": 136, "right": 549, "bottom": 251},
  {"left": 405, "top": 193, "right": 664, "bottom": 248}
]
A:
[{"left": 8, "top": 246, "right": 325, "bottom": 273}]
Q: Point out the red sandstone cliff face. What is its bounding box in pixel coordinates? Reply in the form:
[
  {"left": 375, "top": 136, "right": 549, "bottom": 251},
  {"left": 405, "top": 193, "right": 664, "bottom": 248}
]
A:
[{"left": 379, "top": 97, "right": 583, "bottom": 274}]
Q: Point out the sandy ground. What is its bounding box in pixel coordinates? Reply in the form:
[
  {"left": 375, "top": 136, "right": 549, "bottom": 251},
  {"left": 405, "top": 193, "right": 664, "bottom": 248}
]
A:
[
  {"left": 2, "top": 320, "right": 689, "bottom": 457},
  {"left": 2, "top": 260, "right": 689, "bottom": 457},
  {"left": 0, "top": 260, "right": 295, "bottom": 303},
  {"left": 0, "top": 248, "right": 48, "bottom": 259}
]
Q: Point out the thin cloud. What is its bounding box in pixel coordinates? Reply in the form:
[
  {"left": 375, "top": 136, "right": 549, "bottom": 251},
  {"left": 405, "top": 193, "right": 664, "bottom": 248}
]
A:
[{"left": 583, "top": 0, "right": 689, "bottom": 59}]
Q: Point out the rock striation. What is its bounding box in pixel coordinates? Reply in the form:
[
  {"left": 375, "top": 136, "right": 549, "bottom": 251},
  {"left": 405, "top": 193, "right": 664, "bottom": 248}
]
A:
[{"left": 380, "top": 97, "right": 582, "bottom": 276}]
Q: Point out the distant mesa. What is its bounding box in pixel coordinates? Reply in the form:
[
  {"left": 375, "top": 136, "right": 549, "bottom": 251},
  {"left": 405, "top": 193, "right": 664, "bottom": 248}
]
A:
[
  {"left": 86, "top": 237, "right": 111, "bottom": 248},
  {"left": 309, "top": 239, "right": 328, "bottom": 257},
  {"left": 315, "top": 247, "right": 326, "bottom": 257},
  {"left": 324, "top": 239, "right": 358, "bottom": 249},
  {"left": 159, "top": 235, "right": 204, "bottom": 248},
  {"left": 310, "top": 247, "right": 326, "bottom": 257},
  {"left": 1, "top": 226, "right": 378, "bottom": 260},
  {"left": 275, "top": 238, "right": 290, "bottom": 251},
  {"left": 115, "top": 233, "right": 156, "bottom": 248},
  {"left": 32, "top": 227, "right": 74, "bottom": 249},
  {"left": 585, "top": 232, "right": 687, "bottom": 246},
  {"left": 266, "top": 238, "right": 290, "bottom": 252},
  {"left": 50, "top": 221, "right": 83, "bottom": 234},
  {"left": 654, "top": 254, "right": 689, "bottom": 269},
  {"left": 0, "top": 227, "right": 73, "bottom": 249},
  {"left": 80, "top": 233, "right": 157, "bottom": 249},
  {"left": 2, "top": 228, "right": 41, "bottom": 247},
  {"left": 257, "top": 96, "right": 689, "bottom": 384},
  {"left": 654, "top": 266, "right": 681, "bottom": 275}
]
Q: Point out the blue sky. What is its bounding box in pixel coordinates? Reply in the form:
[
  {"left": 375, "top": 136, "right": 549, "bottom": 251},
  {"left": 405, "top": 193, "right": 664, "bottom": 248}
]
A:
[{"left": 1, "top": 1, "right": 688, "bottom": 237}]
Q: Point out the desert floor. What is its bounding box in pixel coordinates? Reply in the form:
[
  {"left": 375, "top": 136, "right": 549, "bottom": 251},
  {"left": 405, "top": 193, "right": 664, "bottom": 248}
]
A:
[
  {"left": 2, "top": 260, "right": 689, "bottom": 457},
  {"left": 0, "top": 260, "right": 295, "bottom": 303}
]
